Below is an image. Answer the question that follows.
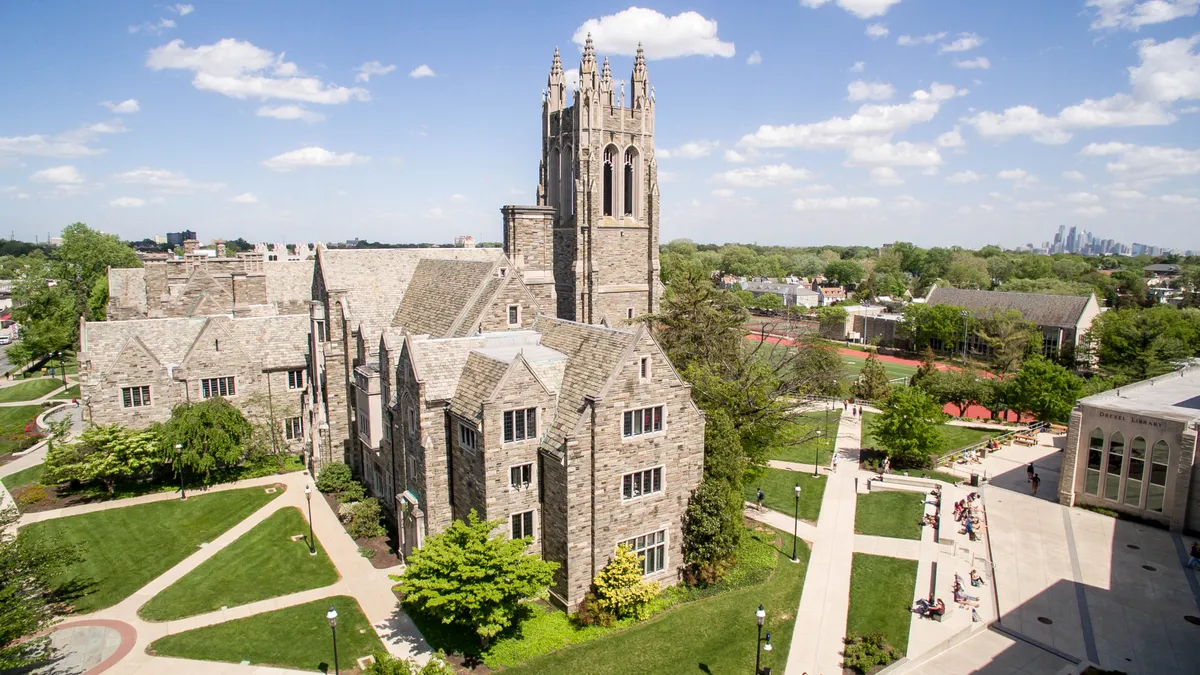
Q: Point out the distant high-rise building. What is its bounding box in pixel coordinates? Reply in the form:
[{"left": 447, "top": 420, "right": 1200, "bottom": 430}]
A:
[
  {"left": 1066, "top": 226, "right": 1079, "bottom": 253},
  {"left": 165, "top": 230, "right": 197, "bottom": 247}
]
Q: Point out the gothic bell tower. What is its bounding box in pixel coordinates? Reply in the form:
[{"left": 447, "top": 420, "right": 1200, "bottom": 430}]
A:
[{"left": 504, "top": 36, "right": 662, "bottom": 326}]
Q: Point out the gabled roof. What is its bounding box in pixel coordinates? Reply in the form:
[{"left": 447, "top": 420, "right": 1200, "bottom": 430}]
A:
[
  {"left": 316, "top": 247, "right": 502, "bottom": 343},
  {"left": 926, "top": 287, "right": 1094, "bottom": 328},
  {"left": 391, "top": 259, "right": 502, "bottom": 337},
  {"left": 448, "top": 352, "right": 514, "bottom": 423}
]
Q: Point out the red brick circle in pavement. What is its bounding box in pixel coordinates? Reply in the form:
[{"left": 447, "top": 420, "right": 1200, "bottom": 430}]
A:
[{"left": 46, "top": 619, "right": 137, "bottom": 675}]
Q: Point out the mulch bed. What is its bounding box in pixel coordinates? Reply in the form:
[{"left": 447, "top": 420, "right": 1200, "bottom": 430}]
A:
[{"left": 320, "top": 492, "right": 403, "bottom": 569}]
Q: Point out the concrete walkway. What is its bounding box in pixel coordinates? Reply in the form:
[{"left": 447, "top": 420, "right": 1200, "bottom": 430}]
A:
[{"left": 20, "top": 470, "right": 428, "bottom": 674}]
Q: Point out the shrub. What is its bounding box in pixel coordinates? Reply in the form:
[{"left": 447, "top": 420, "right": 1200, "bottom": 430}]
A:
[
  {"left": 337, "top": 481, "right": 366, "bottom": 504},
  {"left": 347, "top": 498, "right": 386, "bottom": 539},
  {"left": 363, "top": 650, "right": 456, "bottom": 675},
  {"left": 573, "top": 591, "right": 614, "bottom": 627},
  {"left": 682, "top": 479, "right": 740, "bottom": 584},
  {"left": 843, "top": 631, "right": 901, "bottom": 673},
  {"left": 17, "top": 484, "right": 49, "bottom": 507},
  {"left": 315, "top": 463, "right": 353, "bottom": 493},
  {"left": 359, "top": 546, "right": 377, "bottom": 559},
  {"left": 591, "top": 544, "right": 659, "bottom": 621}
]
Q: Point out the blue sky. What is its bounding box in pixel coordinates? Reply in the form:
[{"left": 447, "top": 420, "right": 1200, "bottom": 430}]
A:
[{"left": 1, "top": 1, "right": 1198, "bottom": 250}]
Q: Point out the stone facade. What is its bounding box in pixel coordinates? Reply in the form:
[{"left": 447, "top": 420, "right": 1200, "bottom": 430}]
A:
[{"left": 504, "top": 39, "right": 661, "bottom": 328}]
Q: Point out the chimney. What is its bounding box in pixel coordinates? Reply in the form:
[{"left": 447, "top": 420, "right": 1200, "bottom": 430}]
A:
[{"left": 215, "top": 239, "right": 227, "bottom": 258}]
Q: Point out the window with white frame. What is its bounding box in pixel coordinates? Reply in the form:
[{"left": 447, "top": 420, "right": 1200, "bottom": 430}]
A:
[
  {"left": 621, "top": 530, "right": 665, "bottom": 575},
  {"left": 459, "top": 423, "right": 478, "bottom": 452},
  {"left": 639, "top": 356, "right": 651, "bottom": 381},
  {"left": 200, "top": 376, "right": 236, "bottom": 398},
  {"left": 510, "top": 463, "right": 533, "bottom": 488},
  {"left": 503, "top": 407, "right": 537, "bottom": 443},
  {"left": 287, "top": 369, "right": 305, "bottom": 390},
  {"left": 507, "top": 304, "right": 520, "bottom": 326},
  {"left": 121, "top": 385, "right": 151, "bottom": 408},
  {"left": 511, "top": 510, "right": 535, "bottom": 540},
  {"left": 285, "top": 417, "right": 303, "bottom": 440},
  {"left": 622, "top": 405, "right": 663, "bottom": 438},
  {"left": 622, "top": 467, "right": 662, "bottom": 500}
]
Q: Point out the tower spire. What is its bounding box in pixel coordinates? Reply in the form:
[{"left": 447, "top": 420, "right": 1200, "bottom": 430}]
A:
[
  {"left": 546, "top": 46, "right": 565, "bottom": 110},
  {"left": 631, "top": 42, "right": 650, "bottom": 109},
  {"left": 579, "top": 32, "right": 598, "bottom": 91}
]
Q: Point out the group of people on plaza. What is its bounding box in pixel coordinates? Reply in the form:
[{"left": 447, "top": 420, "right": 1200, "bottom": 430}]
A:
[{"left": 954, "top": 492, "right": 982, "bottom": 541}]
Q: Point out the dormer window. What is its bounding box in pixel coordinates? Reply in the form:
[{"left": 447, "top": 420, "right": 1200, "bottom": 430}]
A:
[{"left": 508, "top": 304, "right": 520, "bottom": 326}]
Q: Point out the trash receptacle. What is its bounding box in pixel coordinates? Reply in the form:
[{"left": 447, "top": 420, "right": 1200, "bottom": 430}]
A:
[{"left": 970, "top": 472, "right": 980, "bottom": 487}]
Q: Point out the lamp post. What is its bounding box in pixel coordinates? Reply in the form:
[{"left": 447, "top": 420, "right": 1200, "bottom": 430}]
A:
[
  {"left": 960, "top": 310, "right": 969, "bottom": 363},
  {"left": 755, "top": 604, "right": 770, "bottom": 675},
  {"left": 326, "top": 605, "right": 340, "bottom": 675},
  {"left": 792, "top": 484, "right": 801, "bottom": 563},
  {"left": 304, "top": 485, "right": 316, "bottom": 555},
  {"left": 814, "top": 429, "right": 822, "bottom": 477},
  {"left": 55, "top": 351, "right": 67, "bottom": 390},
  {"left": 175, "top": 443, "right": 186, "bottom": 500}
]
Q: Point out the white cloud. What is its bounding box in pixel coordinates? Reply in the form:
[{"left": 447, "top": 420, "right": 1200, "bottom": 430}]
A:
[
  {"left": 946, "top": 170, "right": 981, "bottom": 183},
  {"left": 712, "top": 163, "right": 812, "bottom": 188},
  {"left": 793, "top": 196, "right": 882, "bottom": 210},
  {"left": 1074, "top": 205, "right": 1107, "bottom": 217},
  {"left": 746, "top": 51, "right": 762, "bottom": 65},
  {"left": 866, "top": 23, "right": 889, "bottom": 38},
  {"left": 954, "top": 57, "right": 990, "bottom": 70},
  {"left": 112, "top": 167, "right": 224, "bottom": 193},
  {"left": 256, "top": 104, "right": 325, "bottom": 123},
  {"left": 712, "top": 188, "right": 736, "bottom": 198},
  {"left": 573, "top": 8, "right": 735, "bottom": 59},
  {"left": 450, "top": 193, "right": 468, "bottom": 203},
  {"left": 355, "top": 61, "right": 396, "bottom": 82},
  {"left": 129, "top": 18, "right": 176, "bottom": 35},
  {"left": 897, "top": 32, "right": 947, "bottom": 46},
  {"left": 31, "top": 165, "right": 84, "bottom": 184},
  {"left": 659, "top": 140, "right": 719, "bottom": 159},
  {"left": 0, "top": 120, "right": 125, "bottom": 158},
  {"left": 800, "top": 0, "right": 904, "bottom": 19},
  {"left": 1110, "top": 187, "right": 1146, "bottom": 199},
  {"left": 1063, "top": 170, "right": 1087, "bottom": 181},
  {"left": 723, "top": 149, "right": 747, "bottom": 163},
  {"left": 936, "top": 127, "right": 965, "bottom": 148},
  {"left": 847, "top": 80, "right": 895, "bottom": 101},
  {"left": 870, "top": 166, "right": 904, "bottom": 185},
  {"left": 1130, "top": 36, "right": 1200, "bottom": 104},
  {"left": 168, "top": 4, "right": 194, "bottom": 15},
  {"left": 850, "top": 61, "right": 866, "bottom": 73},
  {"left": 1013, "top": 200, "right": 1056, "bottom": 211},
  {"left": 891, "top": 195, "right": 923, "bottom": 210},
  {"left": 1064, "top": 191, "right": 1100, "bottom": 203},
  {"left": 939, "top": 32, "right": 984, "bottom": 54},
  {"left": 563, "top": 68, "right": 580, "bottom": 91},
  {"left": 231, "top": 192, "right": 259, "bottom": 204},
  {"left": 147, "top": 39, "right": 370, "bottom": 105},
  {"left": 1162, "top": 193, "right": 1200, "bottom": 204},
  {"left": 847, "top": 140, "right": 942, "bottom": 167},
  {"left": 998, "top": 168, "right": 1037, "bottom": 183},
  {"left": 409, "top": 64, "right": 436, "bottom": 78},
  {"left": 1080, "top": 141, "right": 1200, "bottom": 178},
  {"left": 1086, "top": 0, "right": 1200, "bottom": 30},
  {"left": 261, "top": 146, "right": 369, "bottom": 172},
  {"left": 110, "top": 197, "right": 146, "bottom": 208},
  {"left": 100, "top": 99, "right": 140, "bottom": 114}
]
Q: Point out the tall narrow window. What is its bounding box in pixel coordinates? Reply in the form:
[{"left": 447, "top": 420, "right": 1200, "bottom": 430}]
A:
[
  {"left": 623, "top": 148, "right": 635, "bottom": 216},
  {"left": 1148, "top": 440, "right": 1169, "bottom": 512},
  {"left": 1085, "top": 428, "right": 1104, "bottom": 496},
  {"left": 1124, "top": 437, "right": 1146, "bottom": 508},
  {"left": 603, "top": 146, "right": 616, "bottom": 217},
  {"left": 548, "top": 147, "right": 560, "bottom": 208},
  {"left": 562, "top": 146, "right": 574, "bottom": 216},
  {"left": 1105, "top": 432, "right": 1124, "bottom": 501}
]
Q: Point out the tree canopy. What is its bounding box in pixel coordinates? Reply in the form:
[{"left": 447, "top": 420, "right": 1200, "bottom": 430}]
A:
[
  {"left": 158, "top": 398, "right": 253, "bottom": 481},
  {"left": 867, "top": 386, "right": 945, "bottom": 467}
]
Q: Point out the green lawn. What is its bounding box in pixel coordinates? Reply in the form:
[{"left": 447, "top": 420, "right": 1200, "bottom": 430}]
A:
[
  {"left": 768, "top": 411, "right": 839, "bottom": 466},
  {"left": 20, "top": 486, "right": 282, "bottom": 614},
  {"left": 0, "top": 405, "right": 43, "bottom": 455},
  {"left": 847, "top": 554, "right": 920, "bottom": 656},
  {"left": 2, "top": 463, "right": 44, "bottom": 490},
  {"left": 0, "top": 378, "right": 63, "bottom": 403},
  {"left": 855, "top": 491, "right": 925, "bottom": 540},
  {"left": 501, "top": 527, "right": 808, "bottom": 675},
  {"left": 149, "top": 595, "right": 382, "bottom": 672},
  {"left": 840, "top": 353, "right": 918, "bottom": 382},
  {"left": 746, "top": 469, "right": 827, "bottom": 523},
  {"left": 862, "top": 412, "right": 1000, "bottom": 457},
  {"left": 139, "top": 507, "right": 339, "bottom": 621},
  {"left": 52, "top": 384, "right": 81, "bottom": 400}
]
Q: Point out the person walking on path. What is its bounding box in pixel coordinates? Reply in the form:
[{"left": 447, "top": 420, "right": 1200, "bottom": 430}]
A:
[
  {"left": 756, "top": 488, "right": 765, "bottom": 511},
  {"left": 1027, "top": 463, "right": 1035, "bottom": 482},
  {"left": 832, "top": 453, "right": 839, "bottom": 473},
  {"left": 1187, "top": 541, "right": 1200, "bottom": 570},
  {"left": 882, "top": 456, "right": 891, "bottom": 475},
  {"left": 1031, "top": 473, "right": 1041, "bottom": 496}
]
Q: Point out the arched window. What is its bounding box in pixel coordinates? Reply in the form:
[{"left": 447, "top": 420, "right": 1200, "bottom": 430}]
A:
[
  {"left": 1085, "top": 427, "right": 1104, "bottom": 496},
  {"left": 623, "top": 147, "right": 638, "bottom": 217},
  {"left": 603, "top": 146, "right": 617, "bottom": 217},
  {"left": 561, "top": 145, "right": 573, "bottom": 216},
  {"left": 548, "top": 147, "right": 560, "bottom": 209},
  {"left": 1124, "top": 437, "right": 1146, "bottom": 507},
  {"left": 1105, "top": 432, "right": 1124, "bottom": 501},
  {"left": 1148, "top": 440, "right": 1169, "bottom": 512}
]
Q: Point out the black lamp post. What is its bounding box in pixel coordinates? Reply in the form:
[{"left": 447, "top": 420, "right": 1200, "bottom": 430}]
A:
[
  {"left": 755, "top": 604, "right": 766, "bottom": 675},
  {"left": 175, "top": 443, "right": 186, "bottom": 500},
  {"left": 326, "top": 605, "right": 340, "bottom": 675},
  {"left": 792, "top": 484, "right": 801, "bottom": 562},
  {"left": 55, "top": 351, "right": 67, "bottom": 390},
  {"left": 305, "top": 485, "right": 316, "bottom": 555},
  {"left": 814, "top": 429, "right": 822, "bottom": 477}
]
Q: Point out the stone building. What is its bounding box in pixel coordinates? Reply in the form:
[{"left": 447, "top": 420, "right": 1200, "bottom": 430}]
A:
[
  {"left": 78, "top": 313, "right": 310, "bottom": 453},
  {"left": 502, "top": 37, "right": 663, "bottom": 326},
  {"left": 1058, "top": 366, "right": 1200, "bottom": 532}
]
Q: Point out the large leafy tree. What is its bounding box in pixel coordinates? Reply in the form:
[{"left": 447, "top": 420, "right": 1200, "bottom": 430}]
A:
[
  {"left": 867, "top": 386, "right": 945, "bottom": 467},
  {"left": 824, "top": 259, "right": 865, "bottom": 287},
  {"left": 917, "top": 368, "right": 988, "bottom": 418},
  {"left": 159, "top": 397, "right": 253, "bottom": 481},
  {"left": 898, "top": 303, "right": 966, "bottom": 352},
  {"left": 1, "top": 507, "right": 82, "bottom": 670},
  {"left": 397, "top": 511, "right": 557, "bottom": 644},
  {"left": 1088, "top": 306, "right": 1200, "bottom": 380},
  {"left": 43, "top": 425, "right": 162, "bottom": 492},
  {"left": 853, "top": 351, "right": 892, "bottom": 401},
  {"left": 974, "top": 308, "right": 1037, "bottom": 374},
  {"left": 1007, "top": 355, "right": 1083, "bottom": 423}
]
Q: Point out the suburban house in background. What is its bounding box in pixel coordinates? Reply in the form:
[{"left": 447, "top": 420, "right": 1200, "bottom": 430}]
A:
[{"left": 743, "top": 280, "right": 820, "bottom": 309}]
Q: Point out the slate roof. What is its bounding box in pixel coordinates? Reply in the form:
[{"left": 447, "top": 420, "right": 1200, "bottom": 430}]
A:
[
  {"left": 449, "top": 352, "right": 513, "bottom": 422},
  {"left": 409, "top": 334, "right": 493, "bottom": 402},
  {"left": 318, "top": 248, "right": 502, "bottom": 343},
  {"left": 264, "top": 260, "right": 317, "bottom": 306},
  {"left": 391, "top": 259, "right": 500, "bottom": 337},
  {"left": 926, "top": 288, "right": 1093, "bottom": 328},
  {"left": 108, "top": 267, "right": 147, "bottom": 314}
]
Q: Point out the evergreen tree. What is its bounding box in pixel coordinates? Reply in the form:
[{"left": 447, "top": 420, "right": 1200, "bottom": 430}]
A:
[{"left": 853, "top": 351, "right": 892, "bottom": 401}]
